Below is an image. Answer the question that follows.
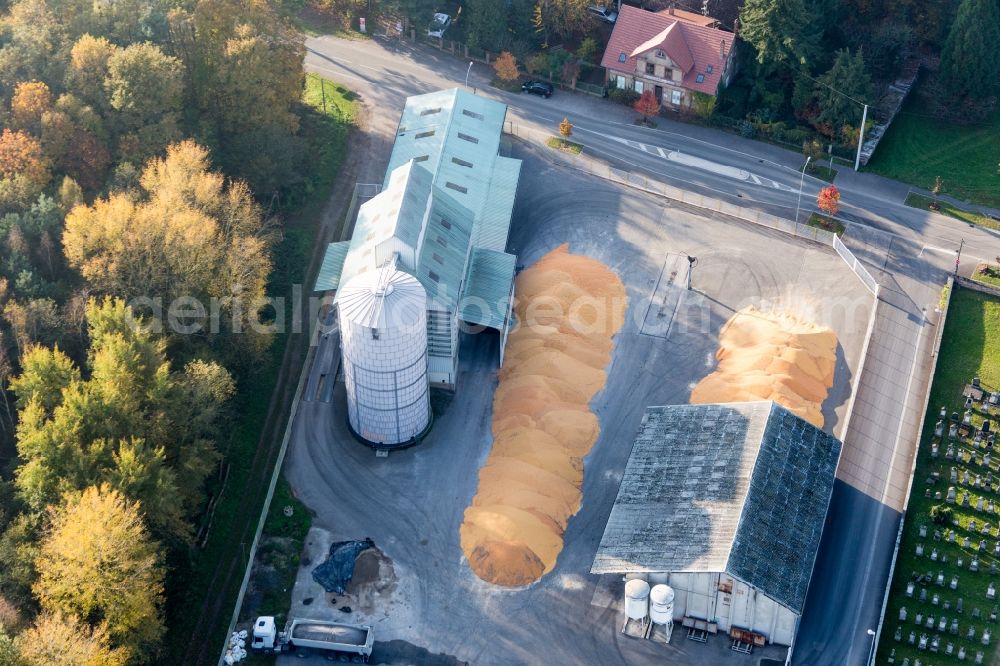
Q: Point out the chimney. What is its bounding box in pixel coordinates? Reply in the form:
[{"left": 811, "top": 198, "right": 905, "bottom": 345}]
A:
[
  {"left": 720, "top": 39, "right": 726, "bottom": 60},
  {"left": 733, "top": 17, "right": 739, "bottom": 38},
  {"left": 668, "top": 4, "right": 675, "bottom": 15}
]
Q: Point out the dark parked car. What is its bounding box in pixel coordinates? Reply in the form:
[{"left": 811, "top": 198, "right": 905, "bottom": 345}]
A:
[{"left": 521, "top": 80, "right": 553, "bottom": 98}]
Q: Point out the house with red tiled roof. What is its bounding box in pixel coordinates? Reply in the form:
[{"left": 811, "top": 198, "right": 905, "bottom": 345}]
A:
[{"left": 600, "top": 5, "right": 737, "bottom": 110}]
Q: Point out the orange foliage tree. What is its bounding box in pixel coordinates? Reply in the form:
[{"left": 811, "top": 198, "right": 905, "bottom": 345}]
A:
[
  {"left": 634, "top": 90, "right": 661, "bottom": 124},
  {"left": 493, "top": 51, "right": 519, "bottom": 82},
  {"left": 11, "top": 81, "right": 53, "bottom": 134},
  {"left": 817, "top": 184, "right": 841, "bottom": 216},
  {"left": 0, "top": 129, "right": 49, "bottom": 187}
]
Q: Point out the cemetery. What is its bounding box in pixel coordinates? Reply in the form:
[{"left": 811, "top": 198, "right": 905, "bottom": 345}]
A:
[{"left": 877, "top": 286, "right": 1000, "bottom": 665}]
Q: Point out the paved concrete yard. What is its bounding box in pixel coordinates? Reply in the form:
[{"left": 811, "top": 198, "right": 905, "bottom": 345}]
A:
[{"left": 278, "top": 149, "right": 874, "bottom": 665}]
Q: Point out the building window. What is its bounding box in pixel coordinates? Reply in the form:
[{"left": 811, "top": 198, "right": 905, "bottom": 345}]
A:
[
  {"left": 616, "top": 75, "right": 626, "bottom": 89},
  {"left": 432, "top": 252, "right": 443, "bottom": 264},
  {"left": 451, "top": 157, "right": 473, "bottom": 168},
  {"left": 655, "top": 49, "right": 666, "bottom": 59},
  {"left": 664, "top": 68, "right": 674, "bottom": 81},
  {"left": 634, "top": 80, "right": 644, "bottom": 94},
  {"left": 413, "top": 155, "right": 429, "bottom": 162},
  {"left": 440, "top": 218, "right": 452, "bottom": 230},
  {"left": 457, "top": 132, "right": 479, "bottom": 144},
  {"left": 696, "top": 74, "right": 705, "bottom": 83},
  {"left": 671, "top": 89, "right": 682, "bottom": 105},
  {"left": 445, "top": 181, "right": 467, "bottom": 194},
  {"left": 415, "top": 130, "right": 435, "bottom": 139},
  {"left": 645, "top": 62, "right": 655, "bottom": 75},
  {"left": 420, "top": 107, "right": 441, "bottom": 116},
  {"left": 428, "top": 270, "right": 440, "bottom": 283},
  {"left": 436, "top": 236, "right": 447, "bottom": 247},
  {"left": 461, "top": 109, "right": 484, "bottom": 120},
  {"left": 707, "top": 64, "right": 714, "bottom": 73},
  {"left": 618, "top": 52, "right": 627, "bottom": 63}
]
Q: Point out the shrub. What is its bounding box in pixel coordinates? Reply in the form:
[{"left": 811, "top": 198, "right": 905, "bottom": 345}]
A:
[
  {"left": 738, "top": 119, "right": 756, "bottom": 138},
  {"left": 609, "top": 88, "right": 640, "bottom": 106},
  {"left": 576, "top": 37, "right": 598, "bottom": 63},
  {"left": 930, "top": 504, "right": 953, "bottom": 525}
]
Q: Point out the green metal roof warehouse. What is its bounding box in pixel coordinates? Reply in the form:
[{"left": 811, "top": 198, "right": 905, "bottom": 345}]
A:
[{"left": 315, "top": 88, "right": 521, "bottom": 387}]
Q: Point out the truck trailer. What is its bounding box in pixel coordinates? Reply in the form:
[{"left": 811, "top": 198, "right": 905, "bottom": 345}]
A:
[{"left": 251, "top": 616, "right": 374, "bottom": 662}]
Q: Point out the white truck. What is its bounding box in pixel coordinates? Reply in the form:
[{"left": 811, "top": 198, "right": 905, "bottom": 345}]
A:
[{"left": 251, "top": 616, "right": 374, "bottom": 662}]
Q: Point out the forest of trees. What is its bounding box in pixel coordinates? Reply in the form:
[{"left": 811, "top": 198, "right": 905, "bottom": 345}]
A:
[
  {"left": 0, "top": 0, "right": 312, "bottom": 662},
  {"left": 729, "top": 0, "right": 998, "bottom": 150}
]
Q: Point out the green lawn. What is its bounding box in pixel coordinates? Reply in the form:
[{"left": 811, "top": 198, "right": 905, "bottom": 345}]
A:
[
  {"left": 875, "top": 286, "right": 1000, "bottom": 665},
  {"left": 806, "top": 213, "right": 845, "bottom": 236},
  {"left": 163, "top": 75, "right": 356, "bottom": 664},
  {"left": 905, "top": 192, "right": 1000, "bottom": 232},
  {"left": 867, "top": 95, "right": 1000, "bottom": 208},
  {"left": 547, "top": 136, "right": 584, "bottom": 154},
  {"left": 807, "top": 163, "right": 838, "bottom": 183},
  {"left": 972, "top": 264, "right": 1000, "bottom": 290}
]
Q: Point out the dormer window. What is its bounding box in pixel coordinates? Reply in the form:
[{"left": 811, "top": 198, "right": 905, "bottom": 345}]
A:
[
  {"left": 655, "top": 49, "right": 666, "bottom": 59},
  {"left": 618, "top": 52, "right": 627, "bottom": 63}
]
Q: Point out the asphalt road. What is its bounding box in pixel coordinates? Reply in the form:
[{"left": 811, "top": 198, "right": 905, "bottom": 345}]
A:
[{"left": 296, "top": 33, "right": 1000, "bottom": 666}]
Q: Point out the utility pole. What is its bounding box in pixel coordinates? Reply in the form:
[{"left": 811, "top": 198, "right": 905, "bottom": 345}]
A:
[
  {"left": 320, "top": 76, "right": 327, "bottom": 113},
  {"left": 686, "top": 256, "right": 698, "bottom": 290},
  {"left": 465, "top": 61, "right": 474, "bottom": 90},
  {"left": 955, "top": 238, "right": 965, "bottom": 276},
  {"left": 796, "top": 156, "right": 811, "bottom": 223},
  {"left": 854, "top": 103, "right": 868, "bottom": 171},
  {"left": 866, "top": 629, "right": 876, "bottom": 666}
]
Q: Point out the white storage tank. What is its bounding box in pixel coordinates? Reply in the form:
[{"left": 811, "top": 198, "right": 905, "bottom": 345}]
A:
[
  {"left": 337, "top": 262, "right": 430, "bottom": 446},
  {"left": 649, "top": 584, "right": 675, "bottom": 624},
  {"left": 624, "top": 579, "right": 651, "bottom": 621}
]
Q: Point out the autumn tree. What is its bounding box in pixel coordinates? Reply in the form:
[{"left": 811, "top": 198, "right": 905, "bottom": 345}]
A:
[
  {"left": 63, "top": 141, "right": 273, "bottom": 362},
  {"left": 494, "top": 51, "right": 519, "bottom": 82},
  {"left": 34, "top": 485, "right": 164, "bottom": 659},
  {"left": 817, "top": 184, "right": 841, "bottom": 216},
  {"left": 168, "top": 0, "right": 305, "bottom": 193},
  {"left": 65, "top": 35, "right": 116, "bottom": 112},
  {"left": 15, "top": 612, "right": 128, "bottom": 666},
  {"left": 532, "top": 0, "right": 589, "bottom": 46},
  {"left": 105, "top": 43, "right": 183, "bottom": 163},
  {"left": 634, "top": 90, "right": 661, "bottom": 124},
  {"left": 0, "top": 130, "right": 50, "bottom": 213},
  {"left": 10, "top": 81, "right": 53, "bottom": 135},
  {"left": 0, "top": 628, "right": 15, "bottom": 666},
  {"left": 559, "top": 117, "right": 573, "bottom": 137},
  {"left": 0, "top": 0, "right": 65, "bottom": 91},
  {"left": 940, "top": 0, "right": 1000, "bottom": 100}
]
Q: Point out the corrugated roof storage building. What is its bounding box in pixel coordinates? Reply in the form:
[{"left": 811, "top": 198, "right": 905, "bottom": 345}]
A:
[
  {"left": 593, "top": 401, "right": 842, "bottom": 647},
  {"left": 316, "top": 88, "right": 522, "bottom": 391},
  {"left": 337, "top": 261, "right": 430, "bottom": 446}
]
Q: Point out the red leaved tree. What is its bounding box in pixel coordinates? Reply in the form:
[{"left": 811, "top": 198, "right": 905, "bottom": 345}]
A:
[
  {"left": 493, "top": 51, "right": 519, "bottom": 83},
  {"left": 634, "top": 90, "right": 661, "bottom": 124},
  {"left": 817, "top": 185, "right": 841, "bottom": 216}
]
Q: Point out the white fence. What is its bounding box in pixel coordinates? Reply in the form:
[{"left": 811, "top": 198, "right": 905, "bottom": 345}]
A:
[{"left": 507, "top": 122, "right": 880, "bottom": 297}]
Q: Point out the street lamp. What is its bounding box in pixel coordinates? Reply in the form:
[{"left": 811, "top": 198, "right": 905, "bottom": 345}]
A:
[
  {"left": 686, "top": 255, "right": 698, "bottom": 291},
  {"left": 465, "top": 61, "right": 474, "bottom": 89},
  {"left": 796, "top": 156, "right": 811, "bottom": 224},
  {"left": 854, "top": 103, "right": 869, "bottom": 172},
  {"left": 866, "top": 628, "right": 876, "bottom": 666}
]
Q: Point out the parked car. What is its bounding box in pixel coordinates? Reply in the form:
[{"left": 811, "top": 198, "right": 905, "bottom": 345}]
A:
[
  {"left": 427, "top": 13, "right": 451, "bottom": 37},
  {"left": 588, "top": 5, "right": 618, "bottom": 22},
  {"left": 521, "top": 80, "right": 554, "bottom": 98}
]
